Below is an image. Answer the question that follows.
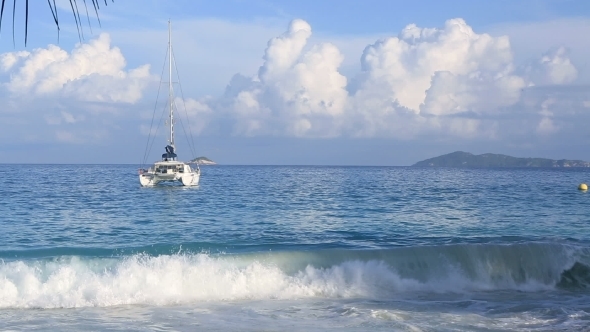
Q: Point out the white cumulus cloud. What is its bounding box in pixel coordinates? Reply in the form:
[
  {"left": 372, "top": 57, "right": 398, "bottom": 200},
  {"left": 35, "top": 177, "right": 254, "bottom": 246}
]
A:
[
  {"left": 354, "top": 18, "right": 525, "bottom": 119},
  {"left": 130, "top": 18, "right": 582, "bottom": 142},
  {"left": 522, "top": 47, "right": 578, "bottom": 86},
  {"left": 225, "top": 18, "right": 576, "bottom": 140},
  {"left": 4, "top": 17, "right": 583, "bottom": 149},
  {"left": 214, "top": 18, "right": 549, "bottom": 139},
  {"left": 222, "top": 19, "right": 349, "bottom": 137},
  {"left": 0, "top": 33, "right": 152, "bottom": 103}
]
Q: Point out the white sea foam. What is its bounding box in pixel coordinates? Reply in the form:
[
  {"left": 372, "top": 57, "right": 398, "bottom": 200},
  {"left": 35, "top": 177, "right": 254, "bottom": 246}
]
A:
[{"left": 0, "top": 251, "right": 568, "bottom": 309}]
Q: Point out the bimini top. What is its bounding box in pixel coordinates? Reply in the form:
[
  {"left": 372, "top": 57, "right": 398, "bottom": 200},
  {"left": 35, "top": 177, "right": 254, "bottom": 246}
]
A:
[{"left": 161, "top": 145, "right": 177, "bottom": 161}]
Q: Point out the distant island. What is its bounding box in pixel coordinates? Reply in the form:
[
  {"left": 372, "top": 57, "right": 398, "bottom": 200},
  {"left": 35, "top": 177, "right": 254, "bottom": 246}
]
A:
[
  {"left": 413, "top": 151, "right": 590, "bottom": 168},
  {"left": 190, "top": 156, "right": 217, "bottom": 165}
]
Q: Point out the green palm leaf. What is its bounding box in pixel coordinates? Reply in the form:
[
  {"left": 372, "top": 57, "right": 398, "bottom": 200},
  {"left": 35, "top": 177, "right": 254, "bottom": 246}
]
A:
[{"left": 0, "top": 0, "right": 114, "bottom": 46}]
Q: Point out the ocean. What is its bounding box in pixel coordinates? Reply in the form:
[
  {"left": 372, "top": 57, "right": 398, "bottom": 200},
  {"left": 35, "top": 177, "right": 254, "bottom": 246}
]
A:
[{"left": 1, "top": 164, "right": 589, "bottom": 331}]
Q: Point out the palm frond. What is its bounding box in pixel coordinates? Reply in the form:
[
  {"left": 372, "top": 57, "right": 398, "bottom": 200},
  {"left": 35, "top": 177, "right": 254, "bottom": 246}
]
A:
[
  {"left": 11, "top": 0, "right": 15, "bottom": 47},
  {"left": 68, "top": 0, "right": 82, "bottom": 41},
  {"left": 0, "top": 1, "right": 6, "bottom": 35},
  {"left": 82, "top": 0, "right": 93, "bottom": 35},
  {"left": 24, "top": 0, "right": 28, "bottom": 46},
  {"left": 90, "top": 0, "right": 100, "bottom": 28},
  {"left": 0, "top": 0, "right": 114, "bottom": 46},
  {"left": 47, "top": 0, "right": 60, "bottom": 43}
]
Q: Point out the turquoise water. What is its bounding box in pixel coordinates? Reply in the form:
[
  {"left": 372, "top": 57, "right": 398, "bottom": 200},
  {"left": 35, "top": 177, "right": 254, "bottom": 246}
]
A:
[{"left": 1, "top": 165, "right": 590, "bottom": 331}]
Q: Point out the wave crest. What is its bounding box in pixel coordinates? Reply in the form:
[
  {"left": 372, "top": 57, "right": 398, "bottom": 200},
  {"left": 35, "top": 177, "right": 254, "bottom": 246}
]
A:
[{"left": 1, "top": 243, "right": 588, "bottom": 308}]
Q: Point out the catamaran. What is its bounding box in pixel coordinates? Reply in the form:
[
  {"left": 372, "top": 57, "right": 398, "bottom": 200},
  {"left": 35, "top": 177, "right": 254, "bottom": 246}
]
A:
[{"left": 139, "top": 21, "right": 200, "bottom": 187}]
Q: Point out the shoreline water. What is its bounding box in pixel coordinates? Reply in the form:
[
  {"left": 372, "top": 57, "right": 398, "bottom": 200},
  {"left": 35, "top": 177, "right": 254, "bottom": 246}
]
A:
[{"left": 1, "top": 165, "right": 589, "bottom": 330}]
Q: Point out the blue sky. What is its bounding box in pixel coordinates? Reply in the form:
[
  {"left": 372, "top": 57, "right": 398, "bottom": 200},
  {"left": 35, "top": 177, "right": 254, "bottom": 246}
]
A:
[{"left": 0, "top": 0, "right": 590, "bottom": 165}]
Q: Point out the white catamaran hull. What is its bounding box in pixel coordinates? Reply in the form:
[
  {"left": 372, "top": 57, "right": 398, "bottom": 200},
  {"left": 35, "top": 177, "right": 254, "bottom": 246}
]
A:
[
  {"left": 139, "top": 162, "right": 200, "bottom": 187},
  {"left": 139, "top": 171, "right": 200, "bottom": 187}
]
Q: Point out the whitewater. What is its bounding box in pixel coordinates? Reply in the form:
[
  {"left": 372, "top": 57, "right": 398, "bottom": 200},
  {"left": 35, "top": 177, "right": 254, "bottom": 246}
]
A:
[{"left": 1, "top": 165, "right": 589, "bottom": 331}]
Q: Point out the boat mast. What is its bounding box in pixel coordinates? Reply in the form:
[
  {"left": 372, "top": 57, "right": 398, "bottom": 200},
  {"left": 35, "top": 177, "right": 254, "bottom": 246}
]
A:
[{"left": 168, "top": 19, "right": 175, "bottom": 150}]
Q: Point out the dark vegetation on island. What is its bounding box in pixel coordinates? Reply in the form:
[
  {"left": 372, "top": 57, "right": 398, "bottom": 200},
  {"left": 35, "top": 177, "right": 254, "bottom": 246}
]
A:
[{"left": 413, "top": 151, "right": 590, "bottom": 168}]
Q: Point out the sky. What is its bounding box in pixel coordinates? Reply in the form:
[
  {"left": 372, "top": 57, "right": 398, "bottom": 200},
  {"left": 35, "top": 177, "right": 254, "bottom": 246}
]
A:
[{"left": 1, "top": 0, "right": 590, "bottom": 165}]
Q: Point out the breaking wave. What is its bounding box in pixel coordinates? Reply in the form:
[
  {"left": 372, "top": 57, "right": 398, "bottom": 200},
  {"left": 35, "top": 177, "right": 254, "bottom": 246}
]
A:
[{"left": 1, "top": 242, "right": 589, "bottom": 309}]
